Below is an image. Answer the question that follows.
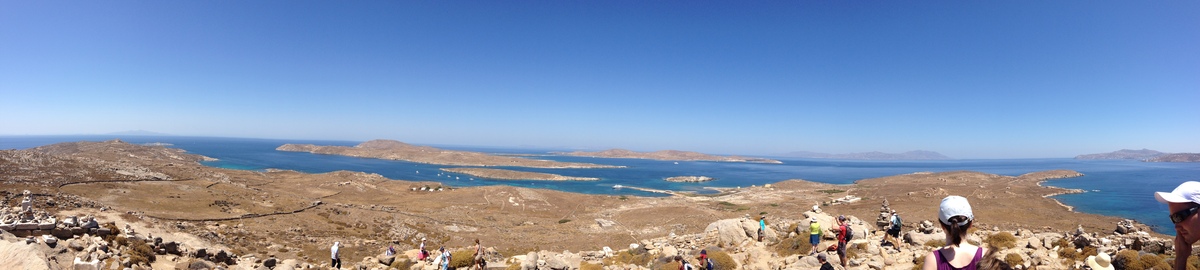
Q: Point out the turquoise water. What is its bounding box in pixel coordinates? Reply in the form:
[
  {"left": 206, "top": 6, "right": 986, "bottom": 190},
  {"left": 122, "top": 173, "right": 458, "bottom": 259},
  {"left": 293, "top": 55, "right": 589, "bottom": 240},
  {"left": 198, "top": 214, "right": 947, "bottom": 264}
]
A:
[{"left": 3, "top": 135, "right": 1198, "bottom": 234}]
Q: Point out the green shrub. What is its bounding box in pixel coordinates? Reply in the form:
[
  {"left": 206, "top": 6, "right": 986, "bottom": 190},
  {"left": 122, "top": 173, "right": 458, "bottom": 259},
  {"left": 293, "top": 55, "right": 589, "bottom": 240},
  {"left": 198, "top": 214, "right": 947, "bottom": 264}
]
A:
[
  {"left": 1116, "top": 251, "right": 1172, "bottom": 270},
  {"left": 559, "top": 219, "right": 571, "bottom": 224},
  {"left": 818, "top": 189, "right": 845, "bottom": 194},
  {"left": 127, "top": 239, "right": 156, "bottom": 266},
  {"left": 392, "top": 259, "right": 415, "bottom": 269},
  {"left": 1003, "top": 253, "right": 1023, "bottom": 267},
  {"left": 771, "top": 234, "right": 813, "bottom": 257},
  {"left": 655, "top": 261, "right": 680, "bottom": 270},
  {"left": 1052, "top": 237, "right": 1070, "bottom": 248},
  {"left": 581, "top": 262, "right": 603, "bottom": 270},
  {"left": 924, "top": 239, "right": 946, "bottom": 248},
  {"left": 984, "top": 232, "right": 1017, "bottom": 249},
  {"left": 450, "top": 250, "right": 475, "bottom": 269},
  {"left": 101, "top": 223, "right": 122, "bottom": 243},
  {"left": 506, "top": 262, "right": 522, "bottom": 270},
  {"left": 604, "top": 250, "right": 653, "bottom": 267},
  {"left": 709, "top": 251, "right": 737, "bottom": 270}
]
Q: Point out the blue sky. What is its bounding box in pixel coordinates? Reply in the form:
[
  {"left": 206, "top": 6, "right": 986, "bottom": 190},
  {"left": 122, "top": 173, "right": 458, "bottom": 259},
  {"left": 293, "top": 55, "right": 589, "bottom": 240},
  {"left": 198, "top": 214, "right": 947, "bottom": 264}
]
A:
[{"left": 2, "top": 1, "right": 1197, "bottom": 158}]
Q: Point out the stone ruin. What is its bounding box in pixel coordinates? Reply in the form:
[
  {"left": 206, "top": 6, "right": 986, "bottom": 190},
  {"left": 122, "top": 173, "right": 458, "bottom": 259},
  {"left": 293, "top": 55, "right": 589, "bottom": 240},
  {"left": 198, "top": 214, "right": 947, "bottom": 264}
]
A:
[
  {"left": 0, "top": 190, "right": 108, "bottom": 241},
  {"left": 874, "top": 199, "right": 893, "bottom": 228}
]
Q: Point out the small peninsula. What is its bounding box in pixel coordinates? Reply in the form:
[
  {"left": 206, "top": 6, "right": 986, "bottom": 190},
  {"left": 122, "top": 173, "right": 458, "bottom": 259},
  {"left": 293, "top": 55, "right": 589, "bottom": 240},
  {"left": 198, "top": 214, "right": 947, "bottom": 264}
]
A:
[
  {"left": 441, "top": 168, "right": 599, "bottom": 181},
  {"left": 278, "top": 140, "right": 621, "bottom": 168},
  {"left": 555, "top": 149, "right": 782, "bottom": 164},
  {"left": 664, "top": 176, "right": 714, "bottom": 183}
]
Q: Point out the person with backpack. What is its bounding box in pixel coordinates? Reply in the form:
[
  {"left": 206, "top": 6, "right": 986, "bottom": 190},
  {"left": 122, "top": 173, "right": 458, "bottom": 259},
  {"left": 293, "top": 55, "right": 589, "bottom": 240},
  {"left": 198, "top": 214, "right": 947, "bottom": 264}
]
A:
[
  {"left": 836, "top": 215, "right": 851, "bottom": 269},
  {"left": 438, "top": 247, "right": 451, "bottom": 270},
  {"left": 698, "top": 249, "right": 714, "bottom": 270},
  {"left": 886, "top": 210, "right": 904, "bottom": 250}
]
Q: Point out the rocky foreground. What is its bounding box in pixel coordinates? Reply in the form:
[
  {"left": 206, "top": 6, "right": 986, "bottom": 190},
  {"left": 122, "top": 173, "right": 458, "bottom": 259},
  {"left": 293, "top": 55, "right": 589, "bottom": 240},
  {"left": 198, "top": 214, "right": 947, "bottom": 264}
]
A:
[{"left": 0, "top": 140, "right": 1183, "bottom": 270}]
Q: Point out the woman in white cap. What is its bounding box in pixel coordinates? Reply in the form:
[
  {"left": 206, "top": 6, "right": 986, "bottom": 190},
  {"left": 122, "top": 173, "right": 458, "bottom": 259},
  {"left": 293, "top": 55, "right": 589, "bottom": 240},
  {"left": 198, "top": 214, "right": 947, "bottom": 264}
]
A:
[
  {"left": 1086, "top": 252, "right": 1115, "bottom": 270},
  {"left": 922, "top": 196, "right": 987, "bottom": 270},
  {"left": 1154, "top": 181, "right": 1200, "bottom": 270}
]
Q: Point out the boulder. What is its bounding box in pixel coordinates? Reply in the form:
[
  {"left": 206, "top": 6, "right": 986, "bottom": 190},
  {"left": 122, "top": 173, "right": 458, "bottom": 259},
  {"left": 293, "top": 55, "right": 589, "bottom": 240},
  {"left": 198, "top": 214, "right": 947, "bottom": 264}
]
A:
[
  {"left": 163, "top": 241, "right": 181, "bottom": 255},
  {"left": 74, "top": 257, "right": 101, "bottom": 270},
  {"left": 194, "top": 248, "right": 208, "bottom": 259},
  {"left": 263, "top": 257, "right": 277, "bottom": 268},
  {"left": 188, "top": 260, "right": 214, "bottom": 270},
  {"left": 705, "top": 219, "right": 753, "bottom": 246},
  {"left": 69, "top": 240, "right": 85, "bottom": 251},
  {"left": 904, "top": 231, "right": 945, "bottom": 246},
  {"left": 52, "top": 228, "right": 74, "bottom": 239},
  {"left": 94, "top": 228, "right": 111, "bottom": 237},
  {"left": 522, "top": 252, "right": 538, "bottom": 270},
  {"left": 379, "top": 255, "right": 396, "bottom": 266}
]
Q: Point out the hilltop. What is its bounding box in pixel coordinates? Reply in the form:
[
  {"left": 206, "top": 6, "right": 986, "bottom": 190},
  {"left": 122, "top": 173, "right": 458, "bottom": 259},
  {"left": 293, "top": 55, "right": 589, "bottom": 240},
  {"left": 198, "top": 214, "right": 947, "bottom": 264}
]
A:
[
  {"left": 277, "top": 139, "right": 622, "bottom": 168},
  {"left": 781, "top": 150, "right": 950, "bottom": 160},
  {"left": 0, "top": 140, "right": 1176, "bottom": 270},
  {"left": 555, "top": 149, "right": 782, "bottom": 164}
]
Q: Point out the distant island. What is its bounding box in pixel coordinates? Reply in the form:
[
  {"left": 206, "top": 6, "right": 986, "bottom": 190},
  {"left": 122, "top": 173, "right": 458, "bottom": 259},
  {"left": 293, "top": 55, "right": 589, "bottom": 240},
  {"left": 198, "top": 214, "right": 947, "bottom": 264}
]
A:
[
  {"left": 1075, "top": 149, "right": 1165, "bottom": 160},
  {"left": 554, "top": 149, "right": 782, "bottom": 164},
  {"left": 1075, "top": 149, "right": 1199, "bottom": 162},
  {"left": 1145, "top": 153, "right": 1200, "bottom": 162},
  {"left": 277, "top": 139, "right": 622, "bottom": 168},
  {"left": 441, "top": 168, "right": 599, "bottom": 181},
  {"left": 780, "top": 150, "right": 950, "bottom": 160},
  {"left": 664, "top": 176, "right": 713, "bottom": 183},
  {"left": 106, "top": 130, "right": 172, "bottom": 136}
]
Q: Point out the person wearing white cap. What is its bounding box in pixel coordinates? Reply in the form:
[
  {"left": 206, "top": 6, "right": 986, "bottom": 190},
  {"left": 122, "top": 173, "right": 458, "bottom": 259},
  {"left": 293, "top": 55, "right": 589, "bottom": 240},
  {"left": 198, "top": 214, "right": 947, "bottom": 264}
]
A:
[
  {"left": 808, "top": 216, "right": 821, "bottom": 255},
  {"left": 922, "top": 196, "right": 987, "bottom": 270},
  {"left": 1086, "top": 252, "right": 1115, "bottom": 270},
  {"left": 1154, "top": 181, "right": 1200, "bottom": 270}
]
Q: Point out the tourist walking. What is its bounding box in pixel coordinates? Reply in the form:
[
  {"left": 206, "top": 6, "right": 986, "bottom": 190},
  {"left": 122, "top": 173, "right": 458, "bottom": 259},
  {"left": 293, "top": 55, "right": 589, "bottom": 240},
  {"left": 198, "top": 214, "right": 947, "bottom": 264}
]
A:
[
  {"left": 386, "top": 241, "right": 396, "bottom": 257},
  {"left": 698, "top": 249, "right": 713, "bottom": 270},
  {"left": 330, "top": 242, "right": 341, "bottom": 269},
  {"left": 418, "top": 238, "right": 429, "bottom": 262},
  {"left": 817, "top": 253, "right": 834, "bottom": 270},
  {"left": 438, "top": 247, "right": 451, "bottom": 270},
  {"left": 922, "top": 196, "right": 987, "bottom": 270},
  {"left": 473, "top": 238, "right": 485, "bottom": 270},
  {"left": 836, "top": 215, "right": 849, "bottom": 269},
  {"left": 1155, "top": 181, "right": 1200, "bottom": 270},
  {"left": 808, "top": 217, "right": 821, "bottom": 255},
  {"left": 885, "top": 209, "right": 903, "bottom": 250},
  {"left": 758, "top": 215, "right": 767, "bottom": 242}
]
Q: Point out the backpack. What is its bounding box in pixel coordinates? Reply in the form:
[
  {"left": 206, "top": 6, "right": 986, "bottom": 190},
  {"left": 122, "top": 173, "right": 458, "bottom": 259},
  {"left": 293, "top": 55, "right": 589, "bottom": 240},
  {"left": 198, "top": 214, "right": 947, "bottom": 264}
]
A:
[
  {"left": 682, "top": 262, "right": 694, "bottom": 270},
  {"left": 893, "top": 215, "right": 902, "bottom": 228},
  {"left": 843, "top": 225, "right": 854, "bottom": 241},
  {"left": 705, "top": 258, "right": 715, "bottom": 270}
]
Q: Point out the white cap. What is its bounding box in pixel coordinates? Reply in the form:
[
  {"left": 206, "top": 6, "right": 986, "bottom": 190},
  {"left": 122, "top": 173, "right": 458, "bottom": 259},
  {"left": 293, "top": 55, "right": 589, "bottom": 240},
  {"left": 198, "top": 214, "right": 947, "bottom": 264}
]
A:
[
  {"left": 811, "top": 217, "right": 817, "bottom": 222},
  {"left": 938, "top": 196, "right": 973, "bottom": 226},
  {"left": 1155, "top": 181, "right": 1200, "bottom": 205}
]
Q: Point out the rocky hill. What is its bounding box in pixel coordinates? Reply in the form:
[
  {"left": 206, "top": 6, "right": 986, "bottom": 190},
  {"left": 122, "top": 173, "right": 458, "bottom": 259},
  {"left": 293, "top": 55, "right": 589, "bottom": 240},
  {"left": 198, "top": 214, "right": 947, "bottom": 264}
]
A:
[
  {"left": 0, "top": 140, "right": 1180, "bottom": 270},
  {"left": 1145, "top": 153, "right": 1200, "bottom": 162},
  {"left": 555, "top": 149, "right": 782, "bottom": 164},
  {"left": 781, "top": 150, "right": 950, "bottom": 160},
  {"left": 1074, "top": 149, "right": 1165, "bottom": 160},
  {"left": 278, "top": 139, "right": 621, "bottom": 168}
]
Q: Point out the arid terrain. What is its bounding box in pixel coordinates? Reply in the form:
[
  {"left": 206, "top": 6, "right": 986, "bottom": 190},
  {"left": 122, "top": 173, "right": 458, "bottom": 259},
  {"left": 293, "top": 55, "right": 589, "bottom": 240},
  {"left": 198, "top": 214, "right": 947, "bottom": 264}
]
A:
[{"left": 0, "top": 140, "right": 1175, "bottom": 270}]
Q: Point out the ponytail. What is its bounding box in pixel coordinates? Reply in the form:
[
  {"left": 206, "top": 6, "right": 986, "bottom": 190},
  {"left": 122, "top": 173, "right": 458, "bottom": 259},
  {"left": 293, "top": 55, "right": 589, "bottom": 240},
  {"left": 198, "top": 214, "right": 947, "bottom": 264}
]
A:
[{"left": 944, "top": 216, "right": 972, "bottom": 245}]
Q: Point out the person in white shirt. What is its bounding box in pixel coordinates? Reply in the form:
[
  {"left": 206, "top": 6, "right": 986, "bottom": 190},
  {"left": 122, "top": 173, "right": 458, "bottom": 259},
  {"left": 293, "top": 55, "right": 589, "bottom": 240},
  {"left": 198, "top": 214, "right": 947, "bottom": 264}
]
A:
[{"left": 331, "top": 242, "right": 341, "bottom": 269}]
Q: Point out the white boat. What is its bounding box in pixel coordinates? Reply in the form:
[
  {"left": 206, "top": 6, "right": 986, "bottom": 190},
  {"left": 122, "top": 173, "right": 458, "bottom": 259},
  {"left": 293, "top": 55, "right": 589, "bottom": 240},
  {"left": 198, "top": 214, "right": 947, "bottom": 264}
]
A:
[{"left": 612, "top": 185, "right": 623, "bottom": 189}]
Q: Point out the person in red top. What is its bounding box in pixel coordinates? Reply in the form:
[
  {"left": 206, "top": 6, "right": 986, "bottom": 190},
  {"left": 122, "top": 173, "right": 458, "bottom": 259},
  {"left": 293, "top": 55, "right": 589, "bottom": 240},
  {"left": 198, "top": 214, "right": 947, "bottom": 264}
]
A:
[{"left": 836, "top": 215, "right": 848, "bottom": 269}]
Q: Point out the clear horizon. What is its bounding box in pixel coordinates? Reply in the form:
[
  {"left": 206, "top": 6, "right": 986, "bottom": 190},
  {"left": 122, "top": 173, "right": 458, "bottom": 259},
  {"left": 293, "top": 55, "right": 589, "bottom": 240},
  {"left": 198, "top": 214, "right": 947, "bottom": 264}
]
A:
[{"left": 3, "top": 1, "right": 1198, "bottom": 159}]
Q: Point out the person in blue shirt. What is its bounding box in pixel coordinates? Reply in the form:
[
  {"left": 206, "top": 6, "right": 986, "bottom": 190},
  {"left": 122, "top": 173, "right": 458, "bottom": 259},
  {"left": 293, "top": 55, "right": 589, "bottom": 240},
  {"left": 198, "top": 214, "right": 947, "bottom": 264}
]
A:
[{"left": 757, "top": 215, "right": 766, "bottom": 242}]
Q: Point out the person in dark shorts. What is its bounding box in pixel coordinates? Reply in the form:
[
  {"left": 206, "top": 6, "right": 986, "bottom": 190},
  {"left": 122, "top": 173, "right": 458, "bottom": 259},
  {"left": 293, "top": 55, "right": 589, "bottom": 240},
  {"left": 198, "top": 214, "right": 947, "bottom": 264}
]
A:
[{"left": 836, "top": 215, "right": 848, "bottom": 269}]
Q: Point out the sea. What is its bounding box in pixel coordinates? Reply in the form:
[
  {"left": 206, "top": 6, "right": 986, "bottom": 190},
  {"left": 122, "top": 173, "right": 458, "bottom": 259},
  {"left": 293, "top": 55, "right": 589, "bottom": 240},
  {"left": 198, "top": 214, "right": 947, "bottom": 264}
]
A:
[{"left": 2, "top": 135, "right": 1198, "bottom": 235}]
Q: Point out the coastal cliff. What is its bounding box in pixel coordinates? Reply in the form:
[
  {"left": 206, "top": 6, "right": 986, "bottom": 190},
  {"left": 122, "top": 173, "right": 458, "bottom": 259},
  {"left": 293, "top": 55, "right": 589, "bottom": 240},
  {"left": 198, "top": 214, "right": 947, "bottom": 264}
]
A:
[
  {"left": 556, "top": 149, "right": 782, "bottom": 164},
  {"left": 277, "top": 139, "right": 622, "bottom": 168}
]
